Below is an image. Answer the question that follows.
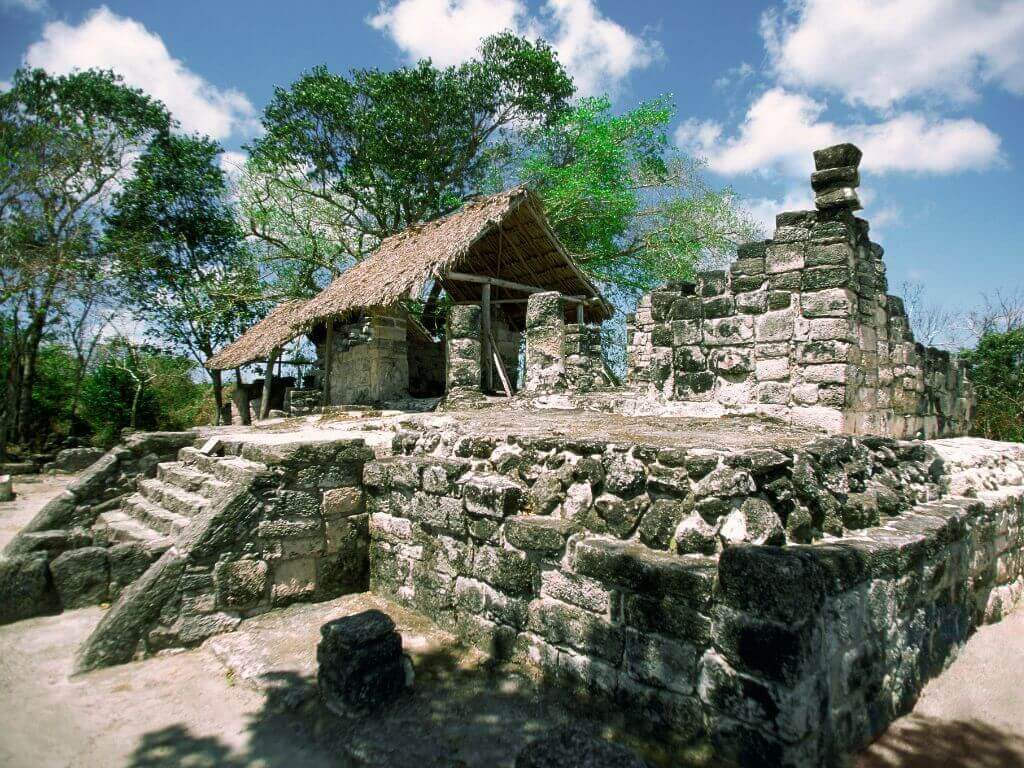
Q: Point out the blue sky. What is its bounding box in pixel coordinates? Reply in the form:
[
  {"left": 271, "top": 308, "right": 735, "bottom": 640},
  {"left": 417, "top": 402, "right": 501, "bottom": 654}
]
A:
[{"left": 2, "top": 0, "right": 1022, "bottom": 319}]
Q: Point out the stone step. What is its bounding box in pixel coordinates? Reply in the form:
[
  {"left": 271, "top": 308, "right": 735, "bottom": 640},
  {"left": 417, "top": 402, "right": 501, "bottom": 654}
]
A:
[
  {"left": 138, "top": 478, "right": 210, "bottom": 518},
  {"left": 156, "top": 461, "right": 233, "bottom": 501},
  {"left": 156, "top": 462, "right": 211, "bottom": 493},
  {"left": 123, "top": 493, "right": 192, "bottom": 536},
  {"left": 178, "top": 447, "right": 266, "bottom": 483},
  {"left": 94, "top": 509, "right": 173, "bottom": 551}
]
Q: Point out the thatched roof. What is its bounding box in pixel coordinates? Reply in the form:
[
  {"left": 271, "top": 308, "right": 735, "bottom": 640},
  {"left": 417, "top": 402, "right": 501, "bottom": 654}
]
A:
[
  {"left": 206, "top": 299, "right": 307, "bottom": 370},
  {"left": 207, "top": 186, "right": 608, "bottom": 370}
]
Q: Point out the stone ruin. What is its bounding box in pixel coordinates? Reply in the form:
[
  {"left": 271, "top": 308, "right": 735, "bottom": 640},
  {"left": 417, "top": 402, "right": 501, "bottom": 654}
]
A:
[
  {"left": 625, "top": 143, "right": 972, "bottom": 438},
  {"left": 0, "top": 145, "right": 1019, "bottom": 768}
]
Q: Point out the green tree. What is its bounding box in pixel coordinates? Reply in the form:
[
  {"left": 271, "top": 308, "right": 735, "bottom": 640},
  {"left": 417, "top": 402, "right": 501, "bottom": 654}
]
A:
[
  {"left": 80, "top": 338, "right": 162, "bottom": 444},
  {"left": 245, "top": 32, "right": 574, "bottom": 293},
  {"left": 962, "top": 329, "right": 1024, "bottom": 442},
  {"left": 513, "top": 96, "right": 758, "bottom": 295},
  {"left": 0, "top": 67, "right": 170, "bottom": 453},
  {"left": 104, "top": 133, "right": 265, "bottom": 422}
]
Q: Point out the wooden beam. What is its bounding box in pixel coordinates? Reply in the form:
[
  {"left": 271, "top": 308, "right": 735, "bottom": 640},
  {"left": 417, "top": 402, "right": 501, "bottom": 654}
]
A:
[
  {"left": 322, "top": 319, "right": 334, "bottom": 407},
  {"left": 259, "top": 346, "right": 280, "bottom": 419},
  {"left": 481, "top": 282, "right": 493, "bottom": 392},
  {"left": 446, "top": 272, "right": 595, "bottom": 304},
  {"left": 488, "top": 328, "right": 513, "bottom": 398}
]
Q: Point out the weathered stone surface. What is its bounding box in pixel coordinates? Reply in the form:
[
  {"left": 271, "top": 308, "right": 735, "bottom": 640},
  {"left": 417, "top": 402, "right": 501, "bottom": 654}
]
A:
[
  {"left": 718, "top": 498, "right": 785, "bottom": 547},
  {"left": 0, "top": 474, "right": 13, "bottom": 502},
  {"left": 50, "top": 547, "right": 109, "bottom": 609},
  {"left": 0, "top": 554, "right": 58, "bottom": 623},
  {"left": 505, "top": 516, "right": 572, "bottom": 553},
  {"left": 317, "top": 609, "right": 411, "bottom": 716},
  {"left": 515, "top": 724, "right": 648, "bottom": 768},
  {"left": 45, "top": 447, "right": 105, "bottom": 473},
  {"left": 463, "top": 474, "right": 524, "bottom": 519},
  {"left": 215, "top": 559, "right": 269, "bottom": 609},
  {"left": 813, "top": 143, "right": 862, "bottom": 171}
]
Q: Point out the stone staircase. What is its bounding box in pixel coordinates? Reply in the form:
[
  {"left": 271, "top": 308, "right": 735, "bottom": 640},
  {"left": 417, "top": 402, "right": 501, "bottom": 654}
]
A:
[{"left": 93, "top": 446, "right": 266, "bottom": 553}]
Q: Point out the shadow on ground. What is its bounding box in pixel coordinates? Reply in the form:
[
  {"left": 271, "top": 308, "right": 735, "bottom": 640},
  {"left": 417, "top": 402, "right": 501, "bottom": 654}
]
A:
[
  {"left": 857, "top": 715, "right": 1024, "bottom": 768},
  {"left": 123, "top": 646, "right": 678, "bottom": 768}
]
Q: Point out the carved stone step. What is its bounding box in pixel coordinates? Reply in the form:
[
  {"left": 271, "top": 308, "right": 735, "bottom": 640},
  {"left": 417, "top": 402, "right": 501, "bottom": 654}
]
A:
[
  {"left": 177, "top": 447, "right": 266, "bottom": 483},
  {"left": 138, "top": 478, "right": 210, "bottom": 518},
  {"left": 124, "top": 492, "right": 192, "bottom": 535},
  {"left": 94, "top": 509, "right": 174, "bottom": 551}
]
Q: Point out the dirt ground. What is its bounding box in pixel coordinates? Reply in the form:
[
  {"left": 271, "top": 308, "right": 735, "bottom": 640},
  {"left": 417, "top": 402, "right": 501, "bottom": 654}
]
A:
[{"left": 3, "top": 476, "right": 1024, "bottom": 767}]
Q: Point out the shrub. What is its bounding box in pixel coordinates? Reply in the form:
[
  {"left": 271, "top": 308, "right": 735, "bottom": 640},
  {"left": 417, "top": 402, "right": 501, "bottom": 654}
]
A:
[{"left": 961, "top": 329, "right": 1024, "bottom": 443}]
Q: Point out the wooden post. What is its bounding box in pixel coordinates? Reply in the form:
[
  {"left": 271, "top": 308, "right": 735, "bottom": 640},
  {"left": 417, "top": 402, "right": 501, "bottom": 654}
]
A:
[
  {"left": 259, "top": 346, "right": 280, "bottom": 420},
  {"left": 322, "top": 318, "right": 334, "bottom": 408},
  {"left": 488, "top": 329, "right": 513, "bottom": 398},
  {"left": 481, "top": 283, "right": 492, "bottom": 393},
  {"left": 576, "top": 302, "right": 585, "bottom": 326}
]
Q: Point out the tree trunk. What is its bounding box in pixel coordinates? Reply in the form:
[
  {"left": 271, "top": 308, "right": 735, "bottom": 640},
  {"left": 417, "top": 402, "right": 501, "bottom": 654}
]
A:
[
  {"left": 16, "top": 318, "right": 45, "bottom": 445},
  {"left": 210, "top": 369, "right": 224, "bottom": 426},
  {"left": 259, "top": 347, "right": 280, "bottom": 420},
  {"left": 129, "top": 383, "right": 142, "bottom": 430}
]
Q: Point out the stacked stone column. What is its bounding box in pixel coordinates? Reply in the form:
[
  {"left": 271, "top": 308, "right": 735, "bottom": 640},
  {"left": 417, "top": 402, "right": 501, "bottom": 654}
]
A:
[
  {"left": 524, "top": 292, "right": 567, "bottom": 394},
  {"left": 445, "top": 305, "right": 484, "bottom": 406}
]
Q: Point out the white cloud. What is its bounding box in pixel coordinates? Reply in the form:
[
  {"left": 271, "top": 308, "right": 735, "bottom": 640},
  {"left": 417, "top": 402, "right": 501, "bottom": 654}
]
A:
[
  {"left": 218, "top": 150, "right": 248, "bottom": 180},
  {"left": 368, "top": 0, "right": 659, "bottom": 94},
  {"left": 741, "top": 187, "right": 813, "bottom": 235},
  {"left": 763, "top": 0, "right": 1024, "bottom": 109},
  {"left": 2, "top": 0, "right": 48, "bottom": 13},
  {"left": 677, "top": 88, "right": 1002, "bottom": 177},
  {"left": 24, "top": 6, "right": 257, "bottom": 140},
  {"left": 369, "top": 0, "right": 528, "bottom": 67}
]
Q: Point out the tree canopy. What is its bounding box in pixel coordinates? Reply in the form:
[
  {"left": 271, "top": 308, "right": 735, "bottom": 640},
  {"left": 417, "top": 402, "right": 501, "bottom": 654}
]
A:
[{"left": 243, "top": 32, "right": 574, "bottom": 296}]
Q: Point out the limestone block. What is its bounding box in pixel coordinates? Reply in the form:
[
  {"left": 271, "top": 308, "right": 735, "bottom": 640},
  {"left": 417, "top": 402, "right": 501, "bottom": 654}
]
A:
[
  {"left": 674, "top": 513, "right": 717, "bottom": 555},
  {"left": 710, "top": 348, "right": 754, "bottom": 375},
  {"left": 318, "top": 610, "right": 410, "bottom": 716},
  {"left": 699, "top": 271, "right": 729, "bottom": 297},
  {"left": 766, "top": 243, "right": 805, "bottom": 274},
  {"left": 527, "top": 597, "right": 624, "bottom": 663},
  {"left": 472, "top": 546, "right": 537, "bottom": 596},
  {"left": 50, "top": 547, "right": 109, "bottom": 609},
  {"left": 792, "top": 383, "right": 820, "bottom": 405},
  {"left": 623, "top": 627, "right": 698, "bottom": 694},
  {"left": 703, "top": 296, "right": 735, "bottom": 318},
  {"left": 755, "top": 309, "right": 796, "bottom": 342},
  {"left": 811, "top": 165, "right": 859, "bottom": 191},
  {"left": 323, "top": 487, "right": 365, "bottom": 518},
  {"left": 215, "top": 559, "right": 269, "bottom": 609},
  {"left": 801, "top": 288, "right": 857, "bottom": 318},
  {"left": 0, "top": 554, "right": 58, "bottom": 623},
  {"left": 505, "top": 516, "right": 573, "bottom": 554},
  {"left": 672, "top": 319, "right": 702, "bottom": 345},
  {"left": 755, "top": 357, "right": 790, "bottom": 381},
  {"left": 0, "top": 475, "right": 12, "bottom": 502},
  {"left": 735, "top": 291, "right": 768, "bottom": 314},
  {"left": 462, "top": 474, "right": 524, "bottom": 519},
  {"left": 756, "top": 381, "right": 791, "bottom": 405},
  {"left": 717, "top": 498, "right": 785, "bottom": 547},
  {"left": 271, "top": 556, "right": 317, "bottom": 605},
  {"left": 540, "top": 570, "right": 612, "bottom": 614},
  {"left": 789, "top": 406, "right": 845, "bottom": 432},
  {"left": 639, "top": 498, "right": 692, "bottom": 550},
  {"left": 704, "top": 316, "right": 754, "bottom": 346},
  {"left": 813, "top": 142, "right": 862, "bottom": 170}
]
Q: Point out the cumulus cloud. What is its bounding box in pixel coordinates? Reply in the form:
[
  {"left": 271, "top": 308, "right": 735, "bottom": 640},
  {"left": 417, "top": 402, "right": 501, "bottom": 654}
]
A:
[
  {"left": 24, "top": 6, "right": 257, "bottom": 140},
  {"left": 368, "top": 0, "right": 659, "bottom": 94},
  {"left": 762, "top": 0, "right": 1024, "bottom": 108},
  {"left": 677, "top": 88, "right": 1002, "bottom": 177}
]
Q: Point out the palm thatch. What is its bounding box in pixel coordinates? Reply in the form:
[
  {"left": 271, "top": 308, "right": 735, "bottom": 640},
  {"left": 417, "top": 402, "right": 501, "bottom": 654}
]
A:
[
  {"left": 206, "top": 299, "right": 308, "bottom": 370},
  {"left": 207, "top": 186, "right": 608, "bottom": 370}
]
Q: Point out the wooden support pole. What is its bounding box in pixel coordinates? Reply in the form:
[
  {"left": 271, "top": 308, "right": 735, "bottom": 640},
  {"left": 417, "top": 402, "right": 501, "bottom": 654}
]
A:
[
  {"left": 576, "top": 302, "right": 585, "bottom": 326},
  {"left": 489, "top": 329, "right": 513, "bottom": 398},
  {"left": 259, "top": 346, "right": 280, "bottom": 420},
  {"left": 322, "top": 319, "right": 334, "bottom": 407},
  {"left": 481, "top": 283, "right": 492, "bottom": 392}
]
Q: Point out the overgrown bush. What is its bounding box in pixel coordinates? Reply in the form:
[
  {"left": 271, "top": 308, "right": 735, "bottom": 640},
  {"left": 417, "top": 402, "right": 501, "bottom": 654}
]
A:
[
  {"left": 80, "top": 341, "right": 209, "bottom": 445},
  {"left": 961, "top": 329, "right": 1024, "bottom": 443}
]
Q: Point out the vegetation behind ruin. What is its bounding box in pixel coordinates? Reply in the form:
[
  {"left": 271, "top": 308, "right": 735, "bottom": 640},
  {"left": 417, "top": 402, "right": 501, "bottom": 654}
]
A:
[{"left": 1, "top": 35, "right": 1021, "bottom": 457}]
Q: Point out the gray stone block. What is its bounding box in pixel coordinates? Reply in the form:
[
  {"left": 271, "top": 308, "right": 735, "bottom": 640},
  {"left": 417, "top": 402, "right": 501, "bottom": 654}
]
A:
[{"left": 51, "top": 547, "right": 109, "bottom": 609}]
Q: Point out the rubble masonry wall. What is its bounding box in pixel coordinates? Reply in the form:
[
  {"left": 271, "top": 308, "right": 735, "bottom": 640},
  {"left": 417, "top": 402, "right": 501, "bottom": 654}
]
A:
[{"left": 364, "top": 425, "right": 1024, "bottom": 765}]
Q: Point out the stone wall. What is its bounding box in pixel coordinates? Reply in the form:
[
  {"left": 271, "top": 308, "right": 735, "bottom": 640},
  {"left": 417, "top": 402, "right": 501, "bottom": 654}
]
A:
[
  {"left": 285, "top": 388, "right": 323, "bottom": 416},
  {"left": 325, "top": 310, "right": 409, "bottom": 405},
  {"left": 362, "top": 423, "right": 1024, "bottom": 764},
  {"left": 626, "top": 144, "right": 974, "bottom": 439}
]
